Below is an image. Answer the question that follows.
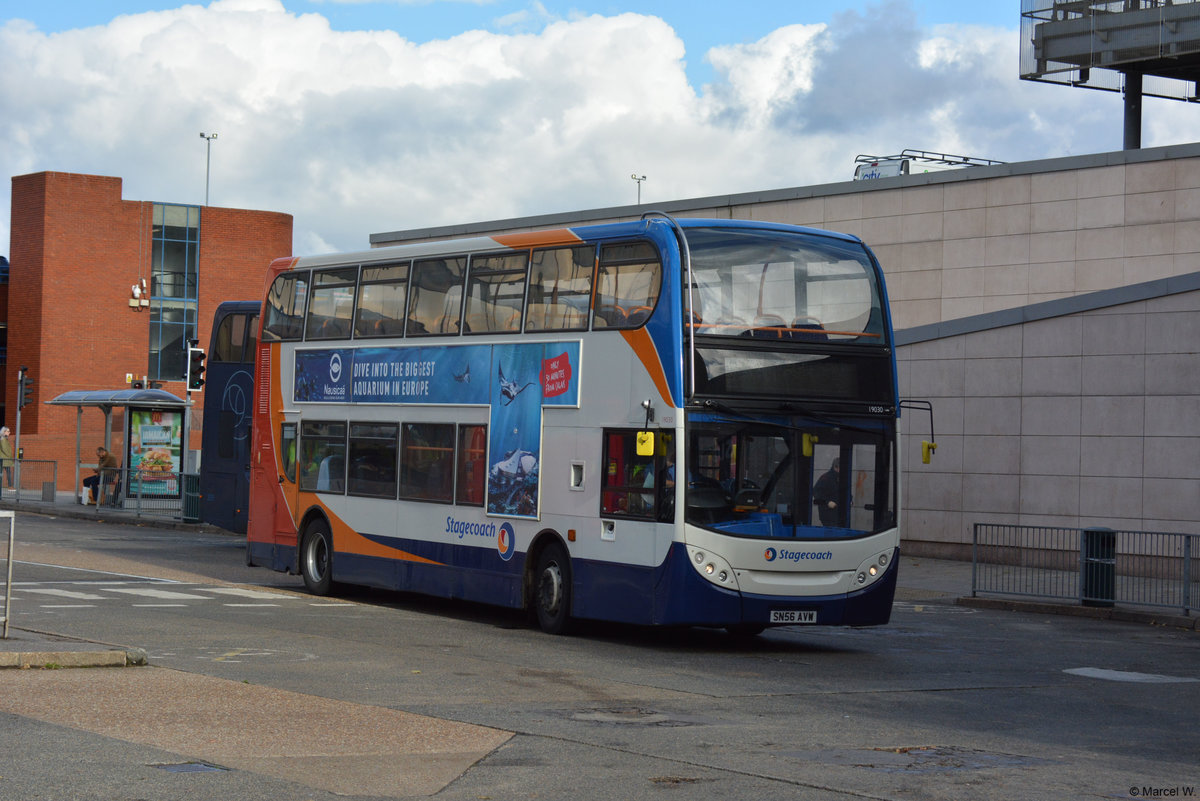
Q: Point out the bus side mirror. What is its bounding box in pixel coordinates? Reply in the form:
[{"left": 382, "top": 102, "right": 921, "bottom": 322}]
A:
[
  {"left": 921, "top": 440, "right": 937, "bottom": 464},
  {"left": 636, "top": 431, "right": 654, "bottom": 457}
]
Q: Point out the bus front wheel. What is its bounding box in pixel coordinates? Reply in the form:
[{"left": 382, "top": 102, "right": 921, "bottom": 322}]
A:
[
  {"left": 533, "top": 543, "right": 573, "bottom": 635},
  {"left": 300, "top": 519, "right": 334, "bottom": 596}
]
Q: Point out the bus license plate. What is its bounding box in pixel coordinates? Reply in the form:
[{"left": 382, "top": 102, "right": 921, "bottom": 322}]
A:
[{"left": 770, "top": 610, "right": 816, "bottom": 624}]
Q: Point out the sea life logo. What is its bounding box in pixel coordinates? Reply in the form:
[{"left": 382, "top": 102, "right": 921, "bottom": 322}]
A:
[
  {"left": 764, "top": 547, "right": 777, "bottom": 562},
  {"left": 329, "top": 352, "right": 343, "bottom": 383},
  {"left": 497, "top": 523, "right": 516, "bottom": 561}
]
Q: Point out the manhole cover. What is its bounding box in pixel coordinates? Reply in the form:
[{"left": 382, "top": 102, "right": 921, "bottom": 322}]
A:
[{"left": 571, "top": 707, "right": 695, "bottom": 727}]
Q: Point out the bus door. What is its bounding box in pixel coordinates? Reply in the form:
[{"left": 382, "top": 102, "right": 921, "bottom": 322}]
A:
[
  {"left": 249, "top": 416, "right": 303, "bottom": 567},
  {"left": 279, "top": 420, "right": 301, "bottom": 532}
]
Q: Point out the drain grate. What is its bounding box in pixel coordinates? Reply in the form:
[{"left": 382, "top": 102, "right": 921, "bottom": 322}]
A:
[{"left": 153, "top": 762, "right": 228, "bottom": 774}]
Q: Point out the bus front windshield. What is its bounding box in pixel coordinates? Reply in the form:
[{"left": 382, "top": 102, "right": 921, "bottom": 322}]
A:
[
  {"left": 684, "top": 414, "right": 895, "bottom": 541},
  {"left": 686, "top": 227, "right": 884, "bottom": 341}
]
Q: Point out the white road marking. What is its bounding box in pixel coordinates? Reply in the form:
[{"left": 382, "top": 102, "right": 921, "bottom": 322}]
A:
[
  {"left": 1064, "top": 667, "right": 1199, "bottom": 683},
  {"left": 205, "top": 587, "right": 291, "bottom": 600},
  {"left": 22, "top": 588, "right": 109, "bottom": 600},
  {"left": 13, "top": 581, "right": 318, "bottom": 610},
  {"left": 105, "top": 588, "right": 210, "bottom": 600}
]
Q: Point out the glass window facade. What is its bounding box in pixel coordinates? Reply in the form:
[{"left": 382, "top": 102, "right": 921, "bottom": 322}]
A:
[{"left": 149, "top": 204, "right": 201, "bottom": 381}]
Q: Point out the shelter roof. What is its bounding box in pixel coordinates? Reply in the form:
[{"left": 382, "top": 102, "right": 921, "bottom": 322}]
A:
[{"left": 48, "top": 389, "right": 188, "bottom": 408}]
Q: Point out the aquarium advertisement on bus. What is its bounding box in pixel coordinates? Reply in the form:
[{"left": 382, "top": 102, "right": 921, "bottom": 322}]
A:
[
  {"left": 294, "top": 341, "right": 579, "bottom": 407},
  {"left": 293, "top": 341, "right": 580, "bottom": 518}
]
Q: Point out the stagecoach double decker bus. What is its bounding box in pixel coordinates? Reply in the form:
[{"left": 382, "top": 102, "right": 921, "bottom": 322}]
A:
[{"left": 247, "top": 214, "right": 900, "bottom": 634}]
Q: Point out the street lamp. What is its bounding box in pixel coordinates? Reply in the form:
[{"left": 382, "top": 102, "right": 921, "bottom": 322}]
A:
[
  {"left": 199, "top": 132, "right": 218, "bottom": 206},
  {"left": 631, "top": 174, "right": 646, "bottom": 204}
]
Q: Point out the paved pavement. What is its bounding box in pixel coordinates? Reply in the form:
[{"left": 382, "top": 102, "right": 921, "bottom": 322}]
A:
[{"left": 1, "top": 510, "right": 1196, "bottom": 799}]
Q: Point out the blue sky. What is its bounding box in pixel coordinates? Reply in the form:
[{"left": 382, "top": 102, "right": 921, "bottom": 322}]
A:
[
  {"left": 10, "top": 1, "right": 1017, "bottom": 40},
  {"left": 1, "top": 1, "right": 1196, "bottom": 257}
]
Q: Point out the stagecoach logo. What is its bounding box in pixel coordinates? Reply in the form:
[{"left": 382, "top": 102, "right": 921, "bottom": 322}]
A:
[
  {"left": 329, "top": 352, "right": 343, "bottom": 383},
  {"left": 497, "top": 522, "right": 516, "bottom": 561},
  {"left": 765, "top": 547, "right": 834, "bottom": 563}
]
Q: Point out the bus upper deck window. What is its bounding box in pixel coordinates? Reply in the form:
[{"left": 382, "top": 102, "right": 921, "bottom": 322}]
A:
[
  {"left": 465, "top": 252, "right": 527, "bottom": 334},
  {"left": 262, "top": 273, "right": 309, "bottom": 341},
  {"left": 526, "top": 246, "right": 593, "bottom": 332},
  {"left": 356, "top": 262, "right": 409, "bottom": 338},
  {"left": 594, "top": 242, "right": 661, "bottom": 329},
  {"left": 408, "top": 257, "right": 466, "bottom": 336},
  {"left": 306, "top": 267, "right": 359, "bottom": 340}
]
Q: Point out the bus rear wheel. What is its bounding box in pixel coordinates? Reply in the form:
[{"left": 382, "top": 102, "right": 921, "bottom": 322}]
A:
[
  {"left": 300, "top": 519, "right": 334, "bottom": 596},
  {"left": 533, "top": 543, "right": 572, "bottom": 635}
]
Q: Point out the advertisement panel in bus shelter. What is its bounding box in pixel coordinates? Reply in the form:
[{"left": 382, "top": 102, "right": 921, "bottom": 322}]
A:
[{"left": 126, "top": 408, "right": 183, "bottom": 496}]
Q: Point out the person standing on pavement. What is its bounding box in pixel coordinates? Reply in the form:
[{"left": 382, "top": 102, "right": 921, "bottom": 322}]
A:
[{"left": 0, "top": 427, "right": 12, "bottom": 488}]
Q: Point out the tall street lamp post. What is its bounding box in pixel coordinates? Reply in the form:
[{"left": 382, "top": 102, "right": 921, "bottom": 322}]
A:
[{"left": 199, "top": 132, "right": 218, "bottom": 206}]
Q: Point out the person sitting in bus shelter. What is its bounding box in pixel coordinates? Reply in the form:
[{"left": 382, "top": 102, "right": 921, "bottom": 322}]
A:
[{"left": 83, "top": 446, "right": 119, "bottom": 505}]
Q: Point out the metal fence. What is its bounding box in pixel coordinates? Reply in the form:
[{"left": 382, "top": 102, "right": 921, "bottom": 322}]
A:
[
  {"left": 89, "top": 467, "right": 201, "bottom": 523},
  {"left": 0, "top": 461, "right": 200, "bottom": 525},
  {"left": 3, "top": 459, "right": 58, "bottom": 503},
  {"left": 972, "top": 523, "right": 1198, "bottom": 615}
]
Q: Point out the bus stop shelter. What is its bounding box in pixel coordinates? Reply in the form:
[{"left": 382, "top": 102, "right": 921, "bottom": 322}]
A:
[{"left": 47, "top": 389, "right": 189, "bottom": 503}]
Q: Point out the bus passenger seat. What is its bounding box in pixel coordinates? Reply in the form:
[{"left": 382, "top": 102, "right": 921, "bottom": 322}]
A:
[
  {"left": 750, "top": 314, "right": 786, "bottom": 338},
  {"left": 625, "top": 307, "right": 651, "bottom": 326},
  {"left": 790, "top": 317, "right": 827, "bottom": 342}
]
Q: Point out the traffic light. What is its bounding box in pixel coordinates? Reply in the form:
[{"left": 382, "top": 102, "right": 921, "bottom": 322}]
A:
[
  {"left": 187, "top": 346, "right": 207, "bottom": 391},
  {"left": 17, "top": 367, "right": 34, "bottom": 409}
]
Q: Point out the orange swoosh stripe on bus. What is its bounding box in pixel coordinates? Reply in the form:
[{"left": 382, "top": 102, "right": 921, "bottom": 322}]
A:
[
  {"left": 620, "top": 328, "right": 677, "bottom": 409},
  {"left": 324, "top": 504, "right": 445, "bottom": 565},
  {"left": 492, "top": 229, "right": 582, "bottom": 249}
]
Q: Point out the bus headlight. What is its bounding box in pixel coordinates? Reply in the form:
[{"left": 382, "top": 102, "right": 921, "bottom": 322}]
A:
[
  {"left": 853, "top": 549, "right": 895, "bottom": 590},
  {"left": 687, "top": 546, "right": 738, "bottom": 590}
]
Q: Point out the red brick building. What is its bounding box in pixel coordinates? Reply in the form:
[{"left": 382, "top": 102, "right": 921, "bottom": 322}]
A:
[{"left": 6, "top": 171, "right": 292, "bottom": 489}]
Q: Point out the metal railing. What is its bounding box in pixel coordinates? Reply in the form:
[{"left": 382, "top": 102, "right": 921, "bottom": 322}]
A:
[
  {"left": 90, "top": 467, "right": 200, "bottom": 523},
  {"left": 0, "top": 511, "right": 13, "bottom": 638},
  {"left": 972, "top": 523, "right": 1198, "bottom": 615},
  {"left": 0, "top": 460, "right": 200, "bottom": 524},
  {"left": 1, "top": 459, "right": 58, "bottom": 504}
]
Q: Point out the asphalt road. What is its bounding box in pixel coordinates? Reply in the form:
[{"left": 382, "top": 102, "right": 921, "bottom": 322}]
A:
[{"left": 1, "top": 512, "right": 1197, "bottom": 801}]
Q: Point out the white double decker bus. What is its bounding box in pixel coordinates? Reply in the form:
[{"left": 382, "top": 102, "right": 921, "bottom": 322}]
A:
[{"left": 247, "top": 214, "right": 901, "bottom": 635}]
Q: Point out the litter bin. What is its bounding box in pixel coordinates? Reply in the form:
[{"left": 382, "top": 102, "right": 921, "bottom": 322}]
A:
[
  {"left": 182, "top": 474, "right": 200, "bottom": 524},
  {"left": 1081, "top": 527, "right": 1115, "bottom": 608}
]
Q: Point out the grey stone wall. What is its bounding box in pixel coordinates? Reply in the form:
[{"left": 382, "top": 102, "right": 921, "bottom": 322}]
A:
[{"left": 898, "top": 283, "right": 1200, "bottom": 557}]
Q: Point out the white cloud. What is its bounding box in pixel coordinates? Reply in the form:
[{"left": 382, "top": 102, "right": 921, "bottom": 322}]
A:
[
  {"left": 1, "top": 0, "right": 1198, "bottom": 259},
  {"left": 703, "top": 23, "right": 828, "bottom": 123}
]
